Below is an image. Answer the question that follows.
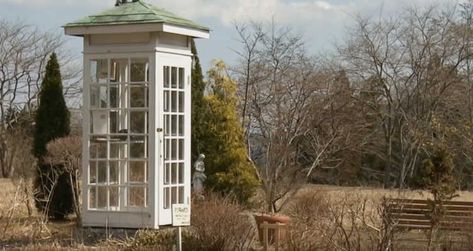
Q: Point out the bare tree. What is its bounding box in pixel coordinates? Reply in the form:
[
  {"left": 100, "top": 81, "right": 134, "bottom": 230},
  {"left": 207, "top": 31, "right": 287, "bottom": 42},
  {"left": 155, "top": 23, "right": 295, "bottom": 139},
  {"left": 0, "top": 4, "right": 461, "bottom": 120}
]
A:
[
  {"left": 233, "top": 22, "right": 361, "bottom": 212},
  {"left": 232, "top": 22, "right": 313, "bottom": 212},
  {"left": 339, "top": 5, "right": 470, "bottom": 188},
  {"left": 0, "top": 19, "right": 81, "bottom": 178}
]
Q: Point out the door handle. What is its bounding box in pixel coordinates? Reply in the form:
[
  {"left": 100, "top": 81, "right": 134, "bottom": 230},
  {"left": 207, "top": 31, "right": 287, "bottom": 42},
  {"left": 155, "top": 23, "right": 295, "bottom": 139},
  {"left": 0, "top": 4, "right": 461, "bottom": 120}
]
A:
[{"left": 156, "top": 128, "right": 163, "bottom": 132}]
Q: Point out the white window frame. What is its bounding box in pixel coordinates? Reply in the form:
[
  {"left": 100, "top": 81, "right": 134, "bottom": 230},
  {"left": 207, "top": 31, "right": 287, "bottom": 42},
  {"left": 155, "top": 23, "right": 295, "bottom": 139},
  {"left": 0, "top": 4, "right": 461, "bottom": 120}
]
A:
[
  {"left": 82, "top": 52, "right": 157, "bottom": 228},
  {"left": 156, "top": 53, "right": 192, "bottom": 226}
]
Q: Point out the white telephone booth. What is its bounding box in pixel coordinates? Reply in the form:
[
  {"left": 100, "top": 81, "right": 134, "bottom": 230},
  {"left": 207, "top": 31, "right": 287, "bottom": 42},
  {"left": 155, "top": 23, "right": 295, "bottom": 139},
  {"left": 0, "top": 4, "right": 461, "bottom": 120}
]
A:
[{"left": 64, "top": 0, "right": 209, "bottom": 229}]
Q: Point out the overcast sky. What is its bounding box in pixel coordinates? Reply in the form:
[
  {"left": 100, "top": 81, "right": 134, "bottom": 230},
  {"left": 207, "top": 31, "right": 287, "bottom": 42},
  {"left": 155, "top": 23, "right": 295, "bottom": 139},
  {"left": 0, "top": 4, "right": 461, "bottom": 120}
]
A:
[{"left": 0, "top": 0, "right": 461, "bottom": 71}]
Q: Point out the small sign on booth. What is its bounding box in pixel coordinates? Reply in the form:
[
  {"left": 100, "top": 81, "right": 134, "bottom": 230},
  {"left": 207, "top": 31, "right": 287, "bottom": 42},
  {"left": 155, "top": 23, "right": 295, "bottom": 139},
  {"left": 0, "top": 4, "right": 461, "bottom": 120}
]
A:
[
  {"left": 172, "top": 204, "right": 190, "bottom": 251},
  {"left": 172, "top": 204, "right": 190, "bottom": 226}
]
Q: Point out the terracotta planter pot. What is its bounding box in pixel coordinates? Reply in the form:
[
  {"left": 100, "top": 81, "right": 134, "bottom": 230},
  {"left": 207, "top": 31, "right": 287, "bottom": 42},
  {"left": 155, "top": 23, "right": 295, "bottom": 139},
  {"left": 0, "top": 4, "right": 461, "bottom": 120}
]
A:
[{"left": 254, "top": 214, "right": 290, "bottom": 245}]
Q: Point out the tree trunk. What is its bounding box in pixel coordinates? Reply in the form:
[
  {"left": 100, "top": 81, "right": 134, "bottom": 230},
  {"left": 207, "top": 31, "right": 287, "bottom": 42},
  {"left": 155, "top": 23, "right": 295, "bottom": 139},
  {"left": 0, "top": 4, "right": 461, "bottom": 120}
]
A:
[{"left": 384, "top": 135, "right": 393, "bottom": 188}]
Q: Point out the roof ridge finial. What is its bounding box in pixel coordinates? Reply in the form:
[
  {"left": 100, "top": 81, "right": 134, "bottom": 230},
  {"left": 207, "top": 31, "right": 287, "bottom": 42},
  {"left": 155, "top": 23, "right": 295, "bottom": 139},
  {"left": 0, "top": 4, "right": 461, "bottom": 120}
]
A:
[{"left": 115, "top": 0, "right": 139, "bottom": 7}]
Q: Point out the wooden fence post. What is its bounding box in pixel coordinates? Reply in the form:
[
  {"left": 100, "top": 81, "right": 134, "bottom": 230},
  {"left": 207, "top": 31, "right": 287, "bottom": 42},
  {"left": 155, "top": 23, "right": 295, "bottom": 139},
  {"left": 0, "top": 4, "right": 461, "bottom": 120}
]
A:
[
  {"left": 263, "top": 221, "right": 269, "bottom": 251},
  {"left": 260, "top": 221, "right": 287, "bottom": 251}
]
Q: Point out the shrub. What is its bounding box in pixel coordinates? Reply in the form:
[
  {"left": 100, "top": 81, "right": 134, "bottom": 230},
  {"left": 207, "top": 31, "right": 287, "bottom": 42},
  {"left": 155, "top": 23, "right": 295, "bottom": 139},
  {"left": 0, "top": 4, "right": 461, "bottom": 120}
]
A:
[
  {"left": 199, "top": 61, "right": 259, "bottom": 203},
  {"left": 284, "top": 190, "right": 395, "bottom": 251},
  {"left": 420, "top": 144, "right": 457, "bottom": 250},
  {"left": 284, "top": 191, "right": 331, "bottom": 250},
  {"left": 184, "top": 193, "right": 256, "bottom": 251},
  {"left": 44, "top": 136, "right": 82, "bottom": 222},
  {"left": 126, "top": 230, "right": 175, "bottom": 251}
]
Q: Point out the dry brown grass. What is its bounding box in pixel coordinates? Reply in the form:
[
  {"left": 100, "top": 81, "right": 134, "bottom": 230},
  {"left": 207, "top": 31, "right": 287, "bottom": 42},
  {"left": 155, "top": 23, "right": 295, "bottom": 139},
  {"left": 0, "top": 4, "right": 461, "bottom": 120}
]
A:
[
  {"left": 297, "top": 184, "right": 473, "bottom": 201},
  {"left": 3, "top": 178, "right": 473, "bottom": 250},
  {"left": 285, "top": 185, "right": 473, "bottom": 251},
  {"left": 0, "top": 179, "right": 124, "bottom": 250}
]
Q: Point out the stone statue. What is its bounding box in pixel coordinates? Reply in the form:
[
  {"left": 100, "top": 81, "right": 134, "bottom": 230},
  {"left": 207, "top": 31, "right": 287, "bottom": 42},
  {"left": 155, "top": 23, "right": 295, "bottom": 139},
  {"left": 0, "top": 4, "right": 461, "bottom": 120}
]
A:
[{"left": 192, "top": 154, "right": 206, "bottom": 199}]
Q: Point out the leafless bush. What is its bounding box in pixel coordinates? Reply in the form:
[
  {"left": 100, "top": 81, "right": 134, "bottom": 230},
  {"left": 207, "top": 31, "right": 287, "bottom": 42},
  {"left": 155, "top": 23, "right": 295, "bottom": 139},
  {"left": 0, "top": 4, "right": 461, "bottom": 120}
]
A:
[
  {"left": 284, "top": 190, "right": 396, "bottom": 251},
  {"left": 8, "top": 122, "right": 36, "bottom": 216},
  {"left": 44, "top": 136, "right": 82, "bottom": 222},
  {"left": 184, "top": 193, "right": 256, "bottom": 251},
  {"left": 284, "top": 190, "right": 331, "bottom": 250}
]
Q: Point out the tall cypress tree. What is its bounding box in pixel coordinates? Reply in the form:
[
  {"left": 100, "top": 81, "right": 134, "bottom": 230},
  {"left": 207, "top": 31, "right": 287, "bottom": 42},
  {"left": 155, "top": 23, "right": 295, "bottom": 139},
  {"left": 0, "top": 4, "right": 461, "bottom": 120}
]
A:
[
  {"left": 191, "top": 39, "right": 206, "bottom": 162},
  {"left": 33, "top": 53, "right": 73, "bottom": 219}
]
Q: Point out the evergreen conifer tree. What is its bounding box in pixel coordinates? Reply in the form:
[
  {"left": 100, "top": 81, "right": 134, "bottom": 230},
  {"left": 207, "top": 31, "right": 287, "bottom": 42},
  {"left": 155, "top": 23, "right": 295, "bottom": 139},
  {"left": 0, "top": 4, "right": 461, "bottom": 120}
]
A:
[
  {"left": 191, "top": 39, "right": 206, "bottom": 162},
  {"left": 200, "top": 61, "right": 259, "bottom": 203},
  {"left": 33, "top": 53, "right": 73, "bottom": 219}
]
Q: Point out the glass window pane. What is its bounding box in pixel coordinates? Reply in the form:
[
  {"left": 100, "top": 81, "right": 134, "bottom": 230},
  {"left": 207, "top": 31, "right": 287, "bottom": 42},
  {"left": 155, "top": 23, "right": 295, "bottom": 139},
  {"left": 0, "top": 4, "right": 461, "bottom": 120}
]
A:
[
  {"left": 90, "top": 141, "right": 107, "bottom": 159},
  {"left": 165, "top": 139, "right": 170, "bottom": 160},
  {"left": 115, "top": 112, "right": 128, "bottom": 136},
  {"left": 171, "top": 163, "right": 177, "bottom": 184},
  {"left": 130, "top": 111, "right": 146, "bottom": 134},
  {"left": 90, "top": 86, "right": 99, "bottom": 108},
  {"left": 164, "top": 91, "right": 169, "bottom": 112},
  {"left": 110, "top": 59, "right": 128, "bottom": 83},
  {"left": 164, "top": 187, "right": 169, "bottom": 209},
  {"left": 129, "top": 187, "right": 146, "bottom": 207},
  {"left": 164, "top": 66, "right": 170, "bottom": 88},
  {"left": 131, "top": 59, "right": 148, "bottom": 82},
  {"left": 110, "top": 111, "right": 118, "bottom": 134},
  {"left": 112, "top": 84, "right": 127, "bottom": 109},
  {"left": 130, "top": 86, "right": 146, "bottom": 108},
  {"left": 178, "top": 115, "right": 184, "bottom": 136},
  {"left": 178, "top": 163, "right": 184, "bottom": 184},
  {"left": 171, "top": 91, "right": 177, "bottom": 112},
  {"left": 110, "top": 161, "right": 119, "bottom": 184},
  {"left": 88, "top": 187, "right": 97, "bottom": 209},
  {"left": 178, "top": 187, "right": 184, "bottom": 204},
  {"left": 110, "top": 85, "right": 119, "bottom": 108},
  {"left": 97, "top": 186, "right": 107, "bottom": 208},
  {"left": 91, "top": 111, "right": 108, "bottom": 134},
  {"left": 130, "top": 136, "right": 146, "bottom": 158},
  {"left": 110, "top": 142, "right": 126, "bottom": 159},
  {"left": 164, "top": 163, "right": 170, "bottom": 185},
  {"left": 109, "top": 110, "right": 128, "bottom": 135},
  {"left": 164, "top": 115, "right": 170, "bottom": 136},
  {"left": 97, "top": 161, "right": 107, "bottom": 184},
  {"left": 171, "top": 67, "right": 177, "bottom": 88},
  {"left": 90, "top": 60, "right": 97, "bottom": 83},
  {"left": 90, "top": 86, "right": 107, "bottom": 109},
  {"left": 179, "top": 68, "right": 185, "bottom": 89},
  {"left": 179, "top": 139, "right": 184, "bottom": 160},
  {"left": 171, "top": 139, "right": 177, "bottom": 160},
  {"left": 171, "top": 187, "right": 177, "bottom": 205},
  {"left": 89, "top": 162, "right": 97, "bottom": 184},
  {"left": 90, "top": 59, "right": 107, "bottom": 84},
  {"left": 129, "top": 161, "right": 146, "bottom": 183},
  {"left": 110, "top": 187, "right": 119, "bottom": 208},
  {"left": 171, "top": 115, "right": 177, "bottom": 136},
  {"left": 100, "top": 85, "right": 108, "bottom": 108},
  {"left": 178, "top": 92, "right": 184, "bottom": 112}
]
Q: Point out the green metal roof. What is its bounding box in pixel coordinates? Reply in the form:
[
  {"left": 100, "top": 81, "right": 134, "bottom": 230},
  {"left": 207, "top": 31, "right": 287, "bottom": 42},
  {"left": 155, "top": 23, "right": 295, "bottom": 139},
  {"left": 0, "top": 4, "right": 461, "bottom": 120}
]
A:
[{"left": 64, "top": 0, "right": 209, "bottom": 31}]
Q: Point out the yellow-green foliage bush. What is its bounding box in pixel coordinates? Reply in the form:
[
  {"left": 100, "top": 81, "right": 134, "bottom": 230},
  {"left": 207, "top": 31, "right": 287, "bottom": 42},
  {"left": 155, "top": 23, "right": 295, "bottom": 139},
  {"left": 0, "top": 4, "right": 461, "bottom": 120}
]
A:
[{"left": 200, "top": 61, "right": 259, "bottom": 203}]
